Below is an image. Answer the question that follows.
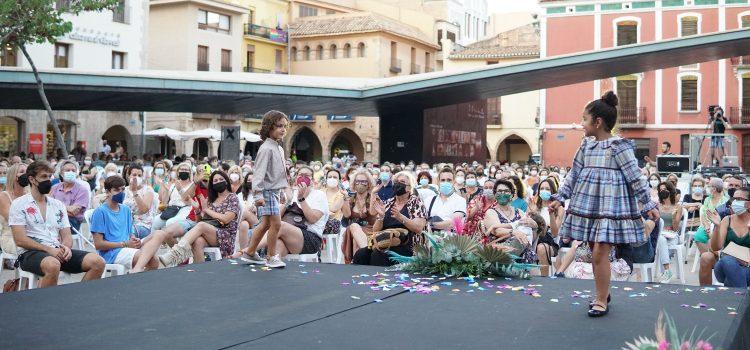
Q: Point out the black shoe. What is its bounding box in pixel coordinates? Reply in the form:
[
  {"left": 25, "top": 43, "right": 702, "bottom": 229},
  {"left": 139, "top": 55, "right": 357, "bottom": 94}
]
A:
[
  {"left": 589, "top": 294, "right": 611, "bottom": 307},
  {"left": 588, "top": 302, "right": 609, "bottom": 317}
]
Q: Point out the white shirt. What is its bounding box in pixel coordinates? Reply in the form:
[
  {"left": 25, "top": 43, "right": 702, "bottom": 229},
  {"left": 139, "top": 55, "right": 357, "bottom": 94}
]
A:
[
  {"left": 416, "top": 186, "right": 438, "bottom": 205},
  {"left": 424, "top": 192, "right": 466, "bottom": 221},
  {"left": 8, "top": 193, "right": 71, "bottom": 254},
  {"left": 290, "top": 188, "right": 329, "bottom": 237}
]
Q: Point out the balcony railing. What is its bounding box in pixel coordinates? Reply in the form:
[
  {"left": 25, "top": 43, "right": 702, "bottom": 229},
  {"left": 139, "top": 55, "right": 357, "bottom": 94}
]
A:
[
  {"left": 487, "top": 113, "right": 502, "bottom": 126},
  {"left": 390, "top": 58, "right": 402, "bottom": 73},
  {"left": 410, "top": 63, "right": 421, "bottom": 74},
  {"left": 617, "top": 106, "right": 646, "bottom": 126},
  {"left": 112, "top": 5, "right": 129, "bottom": 23},
  {"left": 197, "top": 63, "right": 209, "bottom": 71},
  {"left": 244, "top": 67, "right": 270, "bottom": 73},
  {"left": 730, "top": 106, "right": 750, "bottom": 126},
  {"left": 243, "top": 24, "right": 287, "bottom": 44},
  {"left": 730, "top": 56, "right": 750, "bottom": 67}
]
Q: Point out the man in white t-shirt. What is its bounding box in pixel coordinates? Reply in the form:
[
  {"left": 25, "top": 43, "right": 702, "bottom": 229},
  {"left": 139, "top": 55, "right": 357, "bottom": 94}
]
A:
[
  {"left": 256, "top": 165, "right": 328, "bottom": 263},
  {"left": 424, "top": 168, "right": 466, "bottom": 232},
  {"left": 10, "top": 161, "right": 105, "bottom": 288}
]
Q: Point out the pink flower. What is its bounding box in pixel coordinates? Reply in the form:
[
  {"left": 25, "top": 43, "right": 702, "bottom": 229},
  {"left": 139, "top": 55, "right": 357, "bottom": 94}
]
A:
[
  {"left": 695, "top": 341, "right": 713, "bottom": 350},
  {"left": 453, "top": 216, "right": 465, "bottom": 234},
  {"left": 658, "top": 340, "right": 670, "bottom": 350},
  {"left": 680, "top": 342, "right": 690, "bottom": 350},
  {"left": 26, "top": 207, "right": 36, "bottom": 215}
]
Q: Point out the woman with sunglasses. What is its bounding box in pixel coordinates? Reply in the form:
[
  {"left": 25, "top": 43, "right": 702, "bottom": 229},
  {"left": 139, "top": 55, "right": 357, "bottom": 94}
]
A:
[
  {"left": 705, "top": 186, "right": 750, "bottom": 287},
  {"left": 341, "top": 170, "right": 379, "bottom": 263}
]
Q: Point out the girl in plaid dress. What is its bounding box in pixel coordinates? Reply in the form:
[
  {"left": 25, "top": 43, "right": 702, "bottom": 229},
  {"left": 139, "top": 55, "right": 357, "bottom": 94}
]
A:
[{"left": 550, "top": 91, "right": 659, "bottom": 317}]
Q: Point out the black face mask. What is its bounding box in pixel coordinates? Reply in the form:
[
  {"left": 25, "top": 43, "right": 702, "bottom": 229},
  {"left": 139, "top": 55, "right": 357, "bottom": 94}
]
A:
[
  {"left": 17, "top": 174, "right": 29, "bottom": 187},
  {"left": 178, "top": 172, "right": 190, "bottom": 181},
  {"left": 212, "top": 181, "right": 227, "bottom": 193},
  {"left": 658, "top": 190, "right": 670, "bottom": 200},
  {"left": 244, "top": 182, "right": 252, "bottom": 191},
  {"left": 728, "top": 188, "right": 737, "bottom": 198},
  {"left": 393, "top": 182, "right": 408, "bottom": 196},
  {"left": 35, "top": 179, "right": 52, "bottom": 195}
]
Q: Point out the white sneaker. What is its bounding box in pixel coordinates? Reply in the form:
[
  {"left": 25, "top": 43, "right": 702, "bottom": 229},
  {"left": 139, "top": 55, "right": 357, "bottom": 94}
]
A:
[
  {"left": 240, "top": 252, "right": 266, "bottom": 265},
  {"left": 659, "top": 270, "right": 673, "bottom": 284},
  {"left": 265, "top": 254, "right": 286, "bottom": 268}
]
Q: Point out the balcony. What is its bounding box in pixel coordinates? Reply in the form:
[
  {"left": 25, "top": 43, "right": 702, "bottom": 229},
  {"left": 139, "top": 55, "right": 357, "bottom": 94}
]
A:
[
  {"left": 729, "top": 106, "right": 750, "bottom": 128},
  {"left": 390, "top": 58, "right": 402, "bottom": 74},
  {"left": 487, "top": 113, "right": 502, "bottom": 126},
  {"left": 197, "top": 63, "right": 209, "bottom": 71},
  {"left": 410, "top": 63, "right": 421, "bottom": 75},
  {"left": 730, "top": 56, "right": 750, "bottom": 67},
  {"left": 112, "top": 5, "right": 129, "bottom": 24},
  {"left": 617, "top": 106, "right": 646, "bottom": 128},
  {"left": 243, "top": 24, "right": 287, "bottom": 44}
]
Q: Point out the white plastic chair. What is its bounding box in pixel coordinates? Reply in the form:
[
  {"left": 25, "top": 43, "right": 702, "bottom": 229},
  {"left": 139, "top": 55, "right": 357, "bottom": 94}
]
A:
[
  {"left": 202, "top": 247, "right": 222, "bottom": 262},
  {"left": 665, "top": 209, "right": 688, "bottom": 284},
  {"left": 632, "top": 219, "right": 664, "bottom": 283},
  {"left": 0, "top": 251, "right": 17, "bottom": 276},
  {"left": 18, "top": 268, "right": 38, "bottom": 290},
  {"left": 102, "top": 264, "right": 125, "bottom": 278},
  {"left": 321, "top": 227, "right": 343, "bottom": 264},
  {"left": 285, "top": 253, "right": 320, "bottom": 263}
]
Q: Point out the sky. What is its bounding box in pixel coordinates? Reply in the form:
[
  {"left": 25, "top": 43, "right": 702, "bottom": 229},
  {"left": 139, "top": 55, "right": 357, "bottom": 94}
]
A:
[{"left": 487, "top": 0, "right": 542, "bottom": 14}]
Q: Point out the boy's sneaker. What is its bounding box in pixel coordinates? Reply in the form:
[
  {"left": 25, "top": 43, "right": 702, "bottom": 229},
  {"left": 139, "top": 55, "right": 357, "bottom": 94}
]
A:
[
  {"left": 265, "top": 254, "right": 286, "bottom": 268},
  {"left": 240, "top": 251, "right": 266, "bottom": 265},
  {"left": 659, "top": 270, "right": 673, "bottom": 284}
]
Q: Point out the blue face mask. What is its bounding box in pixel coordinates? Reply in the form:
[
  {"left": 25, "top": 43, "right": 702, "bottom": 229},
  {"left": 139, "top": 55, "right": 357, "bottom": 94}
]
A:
[
  {"left": 439, "top": 182, "right": 454, "bottom": 196},
  {"left": 465, "top": 179, "right": 478, "bottom": 187},
  {"left": 112, "top": 191, "right": 125, "bottom": 204},
  {"left": 539, "top": 190, "right": 552, "bottom": 201},
  {"left": 731, "top": 200, "right": 747, "bottom": 215},
  {"left": 419, "top": 178, "right": 429, "bottom": 186},
  {"left": 0, "top": 177, "right": 6, "bottom": 185},
  {"left": 379, "top": 172, "right": 390, "bottom": 182},
  {"left": 63, "top": 171, "right": 77, "bottom": 183}
]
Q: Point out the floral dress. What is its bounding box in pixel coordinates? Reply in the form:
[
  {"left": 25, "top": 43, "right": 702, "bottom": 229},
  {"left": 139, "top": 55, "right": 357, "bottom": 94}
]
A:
[
  {"left": 208, "top": 193, "right": 240, "bottom": 258},
  {"left": 564, "top": 242, "right": 631, "bottom": 281}
]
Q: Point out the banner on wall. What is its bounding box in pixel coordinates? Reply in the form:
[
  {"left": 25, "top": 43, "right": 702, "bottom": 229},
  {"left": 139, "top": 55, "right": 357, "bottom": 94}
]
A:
[
  {"left": 29, "top": 133, "right": 44, "bottom": 155},
  {"left": 422, "top": 100, "right": 487, "bottom": 164}
]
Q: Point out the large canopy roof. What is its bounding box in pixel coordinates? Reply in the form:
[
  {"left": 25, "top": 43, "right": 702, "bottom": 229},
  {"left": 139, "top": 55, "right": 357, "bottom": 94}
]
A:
[{"left": 1, "top": 28, "right": 749, "bottom": 116}]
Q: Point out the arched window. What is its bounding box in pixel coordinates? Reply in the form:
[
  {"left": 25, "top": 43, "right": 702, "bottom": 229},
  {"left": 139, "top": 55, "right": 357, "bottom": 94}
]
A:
[
  {"left": 357, "top": 42, "right": 366, "bottom": 57},
  {"left": 679, "top": 14, "right": 700, "bottom": 37},
  {"left": 330, "top": 44, "right": 337, "bottom": 59},
  {"left": 614, "top": 17, "right": 640, "bottom": 46},
  {"left": 303, "top": 46, "right": 310, "bottom": 61},
  {"left": 291, "top": 47, "right": 298, "bottom": 61},
  {"left": 343, "top": 43, "right": 351, "bottom": 58},
  {"left": 316, "top": 45, "right": 323, "bottom": 60}
]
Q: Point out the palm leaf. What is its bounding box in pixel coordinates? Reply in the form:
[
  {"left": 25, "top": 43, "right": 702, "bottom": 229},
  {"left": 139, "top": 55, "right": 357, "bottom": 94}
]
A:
[
  {"left": 475, "top": 245, "right": 513, "bottom": 265},
  {"left": 386, "top": 250, "right": 415, "bottom": 264},
  {"left": 442, "top": 235, "right": 480, "bottom": 256}
]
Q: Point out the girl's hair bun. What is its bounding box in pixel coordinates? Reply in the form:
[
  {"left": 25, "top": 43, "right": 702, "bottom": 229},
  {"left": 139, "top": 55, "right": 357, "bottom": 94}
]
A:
[{"left": 601, "top": 91, "right": 619, "bottom": 108}]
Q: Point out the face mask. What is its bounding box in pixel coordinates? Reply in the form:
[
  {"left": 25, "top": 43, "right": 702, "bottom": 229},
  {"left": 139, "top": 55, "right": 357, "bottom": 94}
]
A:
[
  {"left": 649, "top": 180, "right": 659, "bottom": 188},
  {"left": 355, "top": 184, "right": 367, "bottom": 193},
  {"left": 731, "top": 200, "right": 747, "bottom": 215},
  {"left": 540, "top": 176, "right": 548, "bottom": 182},
  {"left": 539, "top": 190, "right": 552, "bottom": 201},
  {"left": 155, "top": 168, "right": 165, "bottom": 176},
  {"left": 35, "top": 179, "right": 52, "bottom": 195},
  {"left": 106, "top": 172, "right": 116, "bottom": 178},
  {"left": 84, "top": 160, "right": 91, "bottom": 165},
  {"left": 560, "top": 171, "right": 567, "bottom": 177},
  {"left": 170, "top": 171, "right": 177, "bottom": 179},
  {"left": 530, "top": 170, "right": 538, "bottom": 176},
  {"left": 482, "top": 189, "right": 494, "bottom": 198},
  {"left": 313, "top": 166, "right": 321, "bottom": 171},
  {"left": 496, "top": 193, "right": 512, "bottom": 205},
  {"left": 342, "top": 182, "right": 350, "bottom": 190},
  {"left": 465, "top": 179, "right": 478, "bottom": 187},
  {"left": 692, "top": 187, "right": 703, "bottom": 195},
  {"left": 326, "top": 178, "right": 338, "bottom": 188},
  {"left": 17, "top": 174, "right": 29, "bottom": 187},
  {"left": 212, "top": 181, "right": 227, "bottom": 193},
  {"left": 455, "top": 177, "right": 465, "bottom": 185},
  {"left": 134, "top": 176, "right": 143, "bottom": 186},
  {"left": 419, "top": 178, "right": 429, "bottom": 186},
  {"left": 658, "top": 190, "right": 670, "bottom": 200},
  {"left": 178, "top": 172, "right": 190, "bottom": 181},
  {"left": 439, "top": 182, "right": 454, "bottom": 196},
  {"left": 379, "top": 172, "right": 390, "bottom": 182},
  {"left": 112, "top": 191, "right": 125, "bottom": 204},
  {"left": 728, "top": 188, "right": 737, "bottom": 198},
  {"left": 0, "top": 176, "right": 6, "bottom": 185},
  {"left": 393, "top": 182, "right": 407, "bottom": 196},
  {"left": 229, "top": 173, "right": 240, "bottom": 183}
]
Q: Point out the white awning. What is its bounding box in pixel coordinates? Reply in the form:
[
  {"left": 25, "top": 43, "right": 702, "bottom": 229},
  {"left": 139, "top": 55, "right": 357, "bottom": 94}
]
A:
[
  {"left": 241, "top": 131, "right": 261, "bottom": 142},
  {"left": 144, "top": 128, "right": 183, "bottom": 140}
]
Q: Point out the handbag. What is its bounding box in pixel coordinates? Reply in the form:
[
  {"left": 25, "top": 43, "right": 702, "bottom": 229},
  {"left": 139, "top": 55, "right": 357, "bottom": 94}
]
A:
[
  {"left": 200, "top": 216, "right": 225, "bottom": 228},
  {"left": 160, "top": 205, "right": 183, "bottom": 220},
  {"left": 282, "top": 203, "right": 308, "bottom": 231},
  {"left": 368, "top": 228, "right": 410, "bottom": 251}
]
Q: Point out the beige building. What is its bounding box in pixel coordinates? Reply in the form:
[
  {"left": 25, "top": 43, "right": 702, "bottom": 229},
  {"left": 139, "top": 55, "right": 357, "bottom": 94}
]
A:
[{"left": 444, "top": 22, "right": 541, "bottom": 163}]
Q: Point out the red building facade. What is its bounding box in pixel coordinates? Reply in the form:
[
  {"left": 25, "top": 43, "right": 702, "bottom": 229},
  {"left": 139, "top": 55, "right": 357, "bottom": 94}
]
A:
[{"left": 539, "top": 0, "right": 750, "bottom": 170}]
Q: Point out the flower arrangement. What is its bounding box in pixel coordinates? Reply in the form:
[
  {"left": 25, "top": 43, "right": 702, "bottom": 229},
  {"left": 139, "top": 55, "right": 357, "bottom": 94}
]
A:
[
  {"left": 623, "top": 311, "right": 715, "bottom": 350},
  {"left": 386, "top": 232, "right": 536, "bottom": 278}
]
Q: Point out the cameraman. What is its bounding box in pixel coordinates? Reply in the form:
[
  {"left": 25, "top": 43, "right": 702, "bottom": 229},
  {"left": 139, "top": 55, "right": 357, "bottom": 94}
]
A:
[{"left": 709, "top": 106, "right": 730, "bottom": 167}]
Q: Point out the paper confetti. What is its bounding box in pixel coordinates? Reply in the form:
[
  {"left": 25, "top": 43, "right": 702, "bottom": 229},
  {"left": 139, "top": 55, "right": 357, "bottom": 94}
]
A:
[
  {"left": 495, "top": 291, "right": 502, "bottom": 294},
  {"left": 623, "top": 287, "right": 633, "bottom": 291},
  {"left": 374, "top": 299, "right": 383, "bottom": 303},
  {"left": 351, "top": 296, "right": 360, "bottom": 300},
  {"left": 550, "top": 299, "right": 559, "bottom": 303}
]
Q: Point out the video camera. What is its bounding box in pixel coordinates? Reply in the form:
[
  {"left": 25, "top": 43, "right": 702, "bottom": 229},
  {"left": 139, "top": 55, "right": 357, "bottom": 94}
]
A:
[{"left": 708, "top": 104, "right": 724, "bottom": 119}]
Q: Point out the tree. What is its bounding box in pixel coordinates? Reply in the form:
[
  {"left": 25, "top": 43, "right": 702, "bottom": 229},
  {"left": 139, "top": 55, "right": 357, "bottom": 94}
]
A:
[{"left": 0, "top": 0, "right": 119, "bottom": 158}]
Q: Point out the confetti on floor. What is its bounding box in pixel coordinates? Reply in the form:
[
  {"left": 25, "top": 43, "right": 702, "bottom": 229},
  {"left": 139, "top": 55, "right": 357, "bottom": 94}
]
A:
[{"left": 351, "top": 296, "right": 360, "bottom": 300}]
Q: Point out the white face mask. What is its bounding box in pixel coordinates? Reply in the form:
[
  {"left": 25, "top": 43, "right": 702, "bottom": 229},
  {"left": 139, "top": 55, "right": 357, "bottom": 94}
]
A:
[
  {"left": 170, "top": 171, "right": 177, "bottom": 179},
  {"left": 326, "top": 178, "right": 339, "bottom": 188},
  {"left": 106, "top": 172, "right": 116, "bottom": 178},
  {"left": 133, "top": 176, "right": 143, "bottom": 186},
  {"left": 649, "top": 180, "right": 659, "bottom": 188},
  {"left": 229, "top": 173, "right": 240, "bottom": 183},
  {"left": 455, "top": 177, "right": 465, "bottom": 185}
]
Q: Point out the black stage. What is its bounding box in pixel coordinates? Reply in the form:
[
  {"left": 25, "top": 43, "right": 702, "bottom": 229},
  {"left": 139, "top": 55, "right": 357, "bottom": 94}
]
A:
[{"left": 1, "top": 261, "right": 747, "bottom": 350}]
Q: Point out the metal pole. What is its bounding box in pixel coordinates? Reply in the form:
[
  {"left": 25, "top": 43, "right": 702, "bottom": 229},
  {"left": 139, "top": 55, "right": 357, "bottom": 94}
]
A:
[{"left": 140, "top": 111, "right": 146, "bottom": 158}]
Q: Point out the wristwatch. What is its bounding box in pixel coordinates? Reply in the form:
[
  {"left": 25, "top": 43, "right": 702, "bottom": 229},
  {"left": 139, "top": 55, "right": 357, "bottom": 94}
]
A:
[{"left": 298, "top": 196, "right": 306, "bottom": 202}]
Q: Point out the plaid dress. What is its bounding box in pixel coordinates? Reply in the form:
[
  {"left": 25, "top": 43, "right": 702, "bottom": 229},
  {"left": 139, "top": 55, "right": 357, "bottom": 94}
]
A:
[{"left": 553, "top": 137, "right": 658, "bottom": 244}]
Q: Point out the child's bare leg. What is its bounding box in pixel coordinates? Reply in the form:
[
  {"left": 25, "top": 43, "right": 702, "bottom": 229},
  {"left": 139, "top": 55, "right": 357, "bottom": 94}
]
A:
[
  {"left": 244, "top": 216, "right": 269, "bottom": 254},
  {"left": 265, "top": 215, "right": 282, "bottom": 256}
]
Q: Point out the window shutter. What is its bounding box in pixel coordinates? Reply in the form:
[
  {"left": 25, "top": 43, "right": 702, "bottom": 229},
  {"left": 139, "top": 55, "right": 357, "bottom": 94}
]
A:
[
  {"left": 681, "top": 78, "right": 698, "bottom": 111},
  {"left": 681, "top": 17, "right": 698, "bottom": 36},
  {"left": 617, "top": 23, "right": 638, "bottom": 46}
]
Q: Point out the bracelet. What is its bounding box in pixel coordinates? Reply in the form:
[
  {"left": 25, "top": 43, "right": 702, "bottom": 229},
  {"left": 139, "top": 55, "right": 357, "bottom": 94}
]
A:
[{"left": 121, "top": 241, "right": 126, "bottom": 248}]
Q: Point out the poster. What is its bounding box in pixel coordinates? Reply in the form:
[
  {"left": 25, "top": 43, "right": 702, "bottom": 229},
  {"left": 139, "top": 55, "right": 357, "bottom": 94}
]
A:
[
  {"left": 422, "top": 100, "right": 487, "bottom": 164},
  {"left": 29, "top": 133, "right": 44, "bottom": 155}
]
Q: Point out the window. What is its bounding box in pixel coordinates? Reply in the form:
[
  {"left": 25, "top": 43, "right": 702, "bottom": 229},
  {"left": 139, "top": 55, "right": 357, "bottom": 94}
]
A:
[
  {"left": 326, "top": 9, "right": 336, "bottom": 15},
  {"left": 0, "top": 44, "right": 17, "bottom": 67},
  {"left": 197, "top": 45, "right": 208, "bottom": 71},
  {"left": 742, "top": 15, "right": 750, "bottom": 28},
  {"left": 616, "top": 77, "right": 638, "bottom": 122},
  {"left": 54, "top": 43, "right": 70, "bottom": 68},
  {"left": 425, "top": 52, "right": 431, "bottom": 72},
  {"left": 679, "top": 75, "right": 699, "bottom": 112},
  {"left": 343, "top": 43, "right": 351, "bottom": 58},
  {"left": 113, "top": 0, "right": 127, "bottom": 23},
  {"left": 198, "top": 9, "right": 230, "bottom": 34},
  {"left": 680, "top": 16, "right": 698, "bottom": 37},
  {"left": 465, "top": 13, "right": 470, "bottom": 38},
  {"left": 303, "top": 46, "right": 311, "bottom": 60},
  {"left": 111, "top": 51, "right": 125, "bottom": 69},
  {"left": 437, "top": 30, "right": 443, "bottom": 51},
  {"left": 299, "top": 5, "right": 318, "bottom": 17},
  {"left": 316, "top": 45, "right": 323, "bottom": 60},
  {"left": 487, "top": 97, "right": 501, "bottom": 125},
  {"left": 742, "top": 77, "right": 750, "bottom": 109},
  {"left": 291, "top": 47, "right": 298, "bottom": 61},
  {"left": 330, "top": 44, "right": 337, "bottom": 59},
  {"left": 357, "top": 42, "right": 365, "bottom": 58},
  {"left": 447, "top": 31, "right": 456, "bottom": 43},
  {"left": 221, "top": 49, "right": 231, "bottom": 72},
  {"left": 680, "top": 134, "right": 690, "bottom": 156},
  {"left": 616, "top": 21, "right": 638, "bottom": 46},
  {"left": 248, "top": 9, "right": 254, "bottom": 25},
  {"left": 275, "top": 49, "right": 282, "bottom": 71}
]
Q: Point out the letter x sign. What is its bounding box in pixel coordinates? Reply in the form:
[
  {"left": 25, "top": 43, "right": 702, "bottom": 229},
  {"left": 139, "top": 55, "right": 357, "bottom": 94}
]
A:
[{"left": 224, "top": 129, "right": 236, "bottom": 140}]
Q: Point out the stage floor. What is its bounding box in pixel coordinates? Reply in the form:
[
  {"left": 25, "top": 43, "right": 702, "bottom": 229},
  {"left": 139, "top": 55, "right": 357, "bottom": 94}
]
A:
[{"left": 0, "top": 261, "right": 747, "bottom": 350}]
